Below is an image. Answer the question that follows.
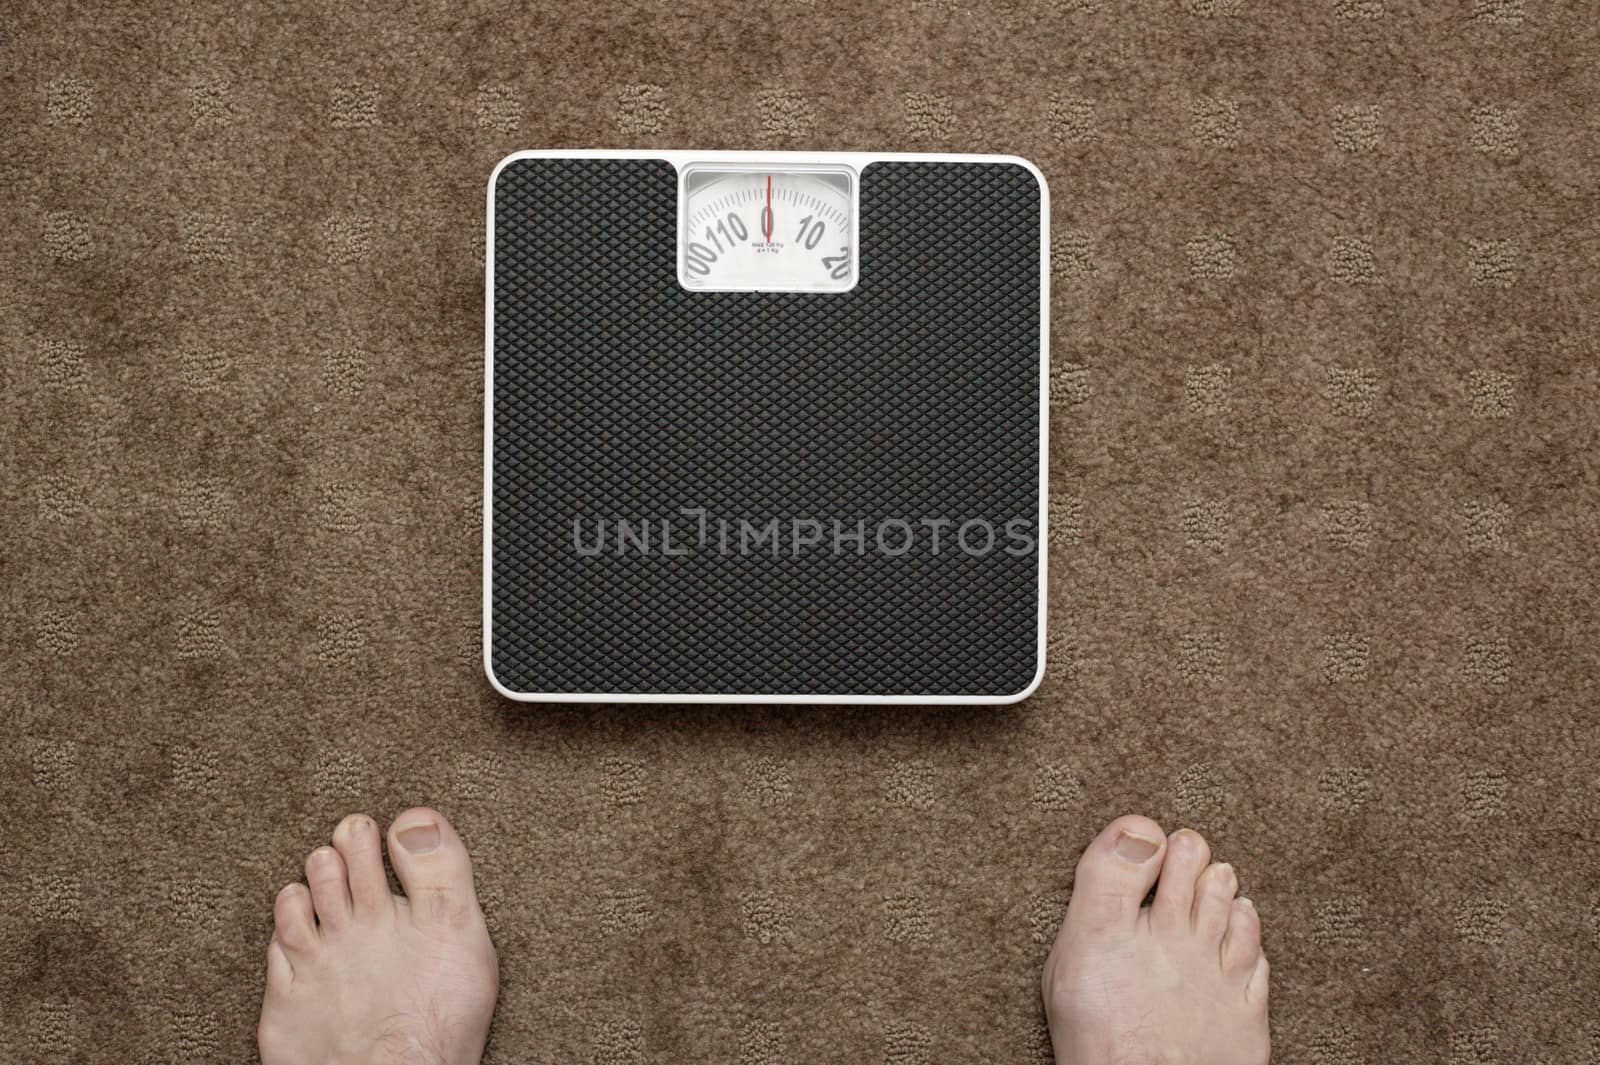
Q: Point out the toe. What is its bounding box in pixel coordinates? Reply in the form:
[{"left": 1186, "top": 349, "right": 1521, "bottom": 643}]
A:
[
  {"left": 304, "top": 845, "right": 352, "bottom": 930},
  {"left": 265, "top": 938, "right": 294, "bottom": 990},
  {"left": 386, "top": 808, "right": 482, "bottom": 932},
  {"left": 1247, "top": 953, "right": 1271, "bottom": 1007},
  {"left": 1151, "top": 828, "right": 1210, "bottom": 932},
  {"left": 1063, "top": 814, "right": 1167, "bottom": 937},
  {"left": 272, "top": 883, "right": 317, "bottom": 954},
  {"left": 332, "top": 813, "right": 392, "bottom": 919},
  {"left": 1193, "top": 861, "right": 1238, "bottom": 941},
  {"left": 1221, "top": 897, "right": 1262, "bottom": 978}
]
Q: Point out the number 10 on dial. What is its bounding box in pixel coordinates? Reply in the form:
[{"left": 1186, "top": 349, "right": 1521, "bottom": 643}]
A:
[{"left": 678, "top": 163, "right": 856, "bottom": 293}]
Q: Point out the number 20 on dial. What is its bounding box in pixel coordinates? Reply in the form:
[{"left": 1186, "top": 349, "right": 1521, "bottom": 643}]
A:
[{"left": 678, "top": 164, "right": 856, "bottom": 293}]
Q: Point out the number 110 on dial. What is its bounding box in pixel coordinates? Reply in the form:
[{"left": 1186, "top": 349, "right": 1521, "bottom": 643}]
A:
[{"left": 678, "top": 164, "right": 856, "bottom": 293}]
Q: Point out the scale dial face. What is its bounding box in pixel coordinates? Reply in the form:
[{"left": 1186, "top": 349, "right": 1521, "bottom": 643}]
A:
[{"left": 678, "top": 164, "right": 856, "bottom": 292}]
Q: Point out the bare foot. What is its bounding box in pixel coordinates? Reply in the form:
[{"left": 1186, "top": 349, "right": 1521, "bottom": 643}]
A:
[
  {"left": 1043, "top": 816, "right": 1270, "bottom": 1065},
  {"left": 258, "top": 809, "right": 499, "bottom": 1065}
]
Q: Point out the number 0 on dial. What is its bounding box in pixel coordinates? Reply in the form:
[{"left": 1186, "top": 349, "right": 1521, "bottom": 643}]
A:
[{"left": 678, "top": 163, "right": 856, "bottom": 293}]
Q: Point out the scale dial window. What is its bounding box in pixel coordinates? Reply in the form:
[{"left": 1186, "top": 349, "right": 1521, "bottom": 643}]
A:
[{"left": 678, "top": 164, "right": 856, "bottom": 293}]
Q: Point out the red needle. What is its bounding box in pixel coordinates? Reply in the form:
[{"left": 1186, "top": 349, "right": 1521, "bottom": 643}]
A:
[{"left": 764, "top": 174, "right": 773, "bottom": 241}]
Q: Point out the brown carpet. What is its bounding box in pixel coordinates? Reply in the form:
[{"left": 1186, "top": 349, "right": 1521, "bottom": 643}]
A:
[{"left": 4, "top": 1, "right": 1599, "bottom": 1061}]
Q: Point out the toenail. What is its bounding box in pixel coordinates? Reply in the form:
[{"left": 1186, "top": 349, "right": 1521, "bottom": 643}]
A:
[
  {"left": 396, "top": 822, "right": 440, "bottom": 854},
  {"left": 1114, "top": 830, "right": 1161, "bottom": 862}
]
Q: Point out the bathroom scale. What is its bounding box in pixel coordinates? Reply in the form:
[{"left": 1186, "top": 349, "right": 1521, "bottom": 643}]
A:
[{"left": 484, "top": 150, "right": 1048, "bottom": 703}]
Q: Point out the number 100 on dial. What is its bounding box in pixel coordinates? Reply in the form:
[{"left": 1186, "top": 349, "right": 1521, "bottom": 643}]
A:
[{"left": 677, "top": 164, "right": 856, "bottom": 293}]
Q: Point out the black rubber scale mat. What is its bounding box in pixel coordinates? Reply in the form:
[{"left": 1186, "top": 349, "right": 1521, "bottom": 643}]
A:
[{"left": 487, "top": 154, "right": 1046, "bottom": 701}]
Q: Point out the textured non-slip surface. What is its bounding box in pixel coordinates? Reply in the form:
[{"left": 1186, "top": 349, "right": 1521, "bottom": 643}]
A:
[
  {"left": 3, "top": 1, "right": 1599, "bottom": 1063},
  {"left": 491, "top": 157, "right": 1042, "bottom": 696}
]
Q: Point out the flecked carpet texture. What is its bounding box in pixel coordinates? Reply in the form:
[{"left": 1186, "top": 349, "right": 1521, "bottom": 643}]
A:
[{"left": 4, "top": 1, "right": 1599, "bottom": 1062}]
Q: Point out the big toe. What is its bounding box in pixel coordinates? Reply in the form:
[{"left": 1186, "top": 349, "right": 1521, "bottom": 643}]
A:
[
  {"left": 1063, "top": 814, "right": 1168, "bottom": 936},
  {"left": 386, "top": 808, "right": 481, "bottom": 932}
]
